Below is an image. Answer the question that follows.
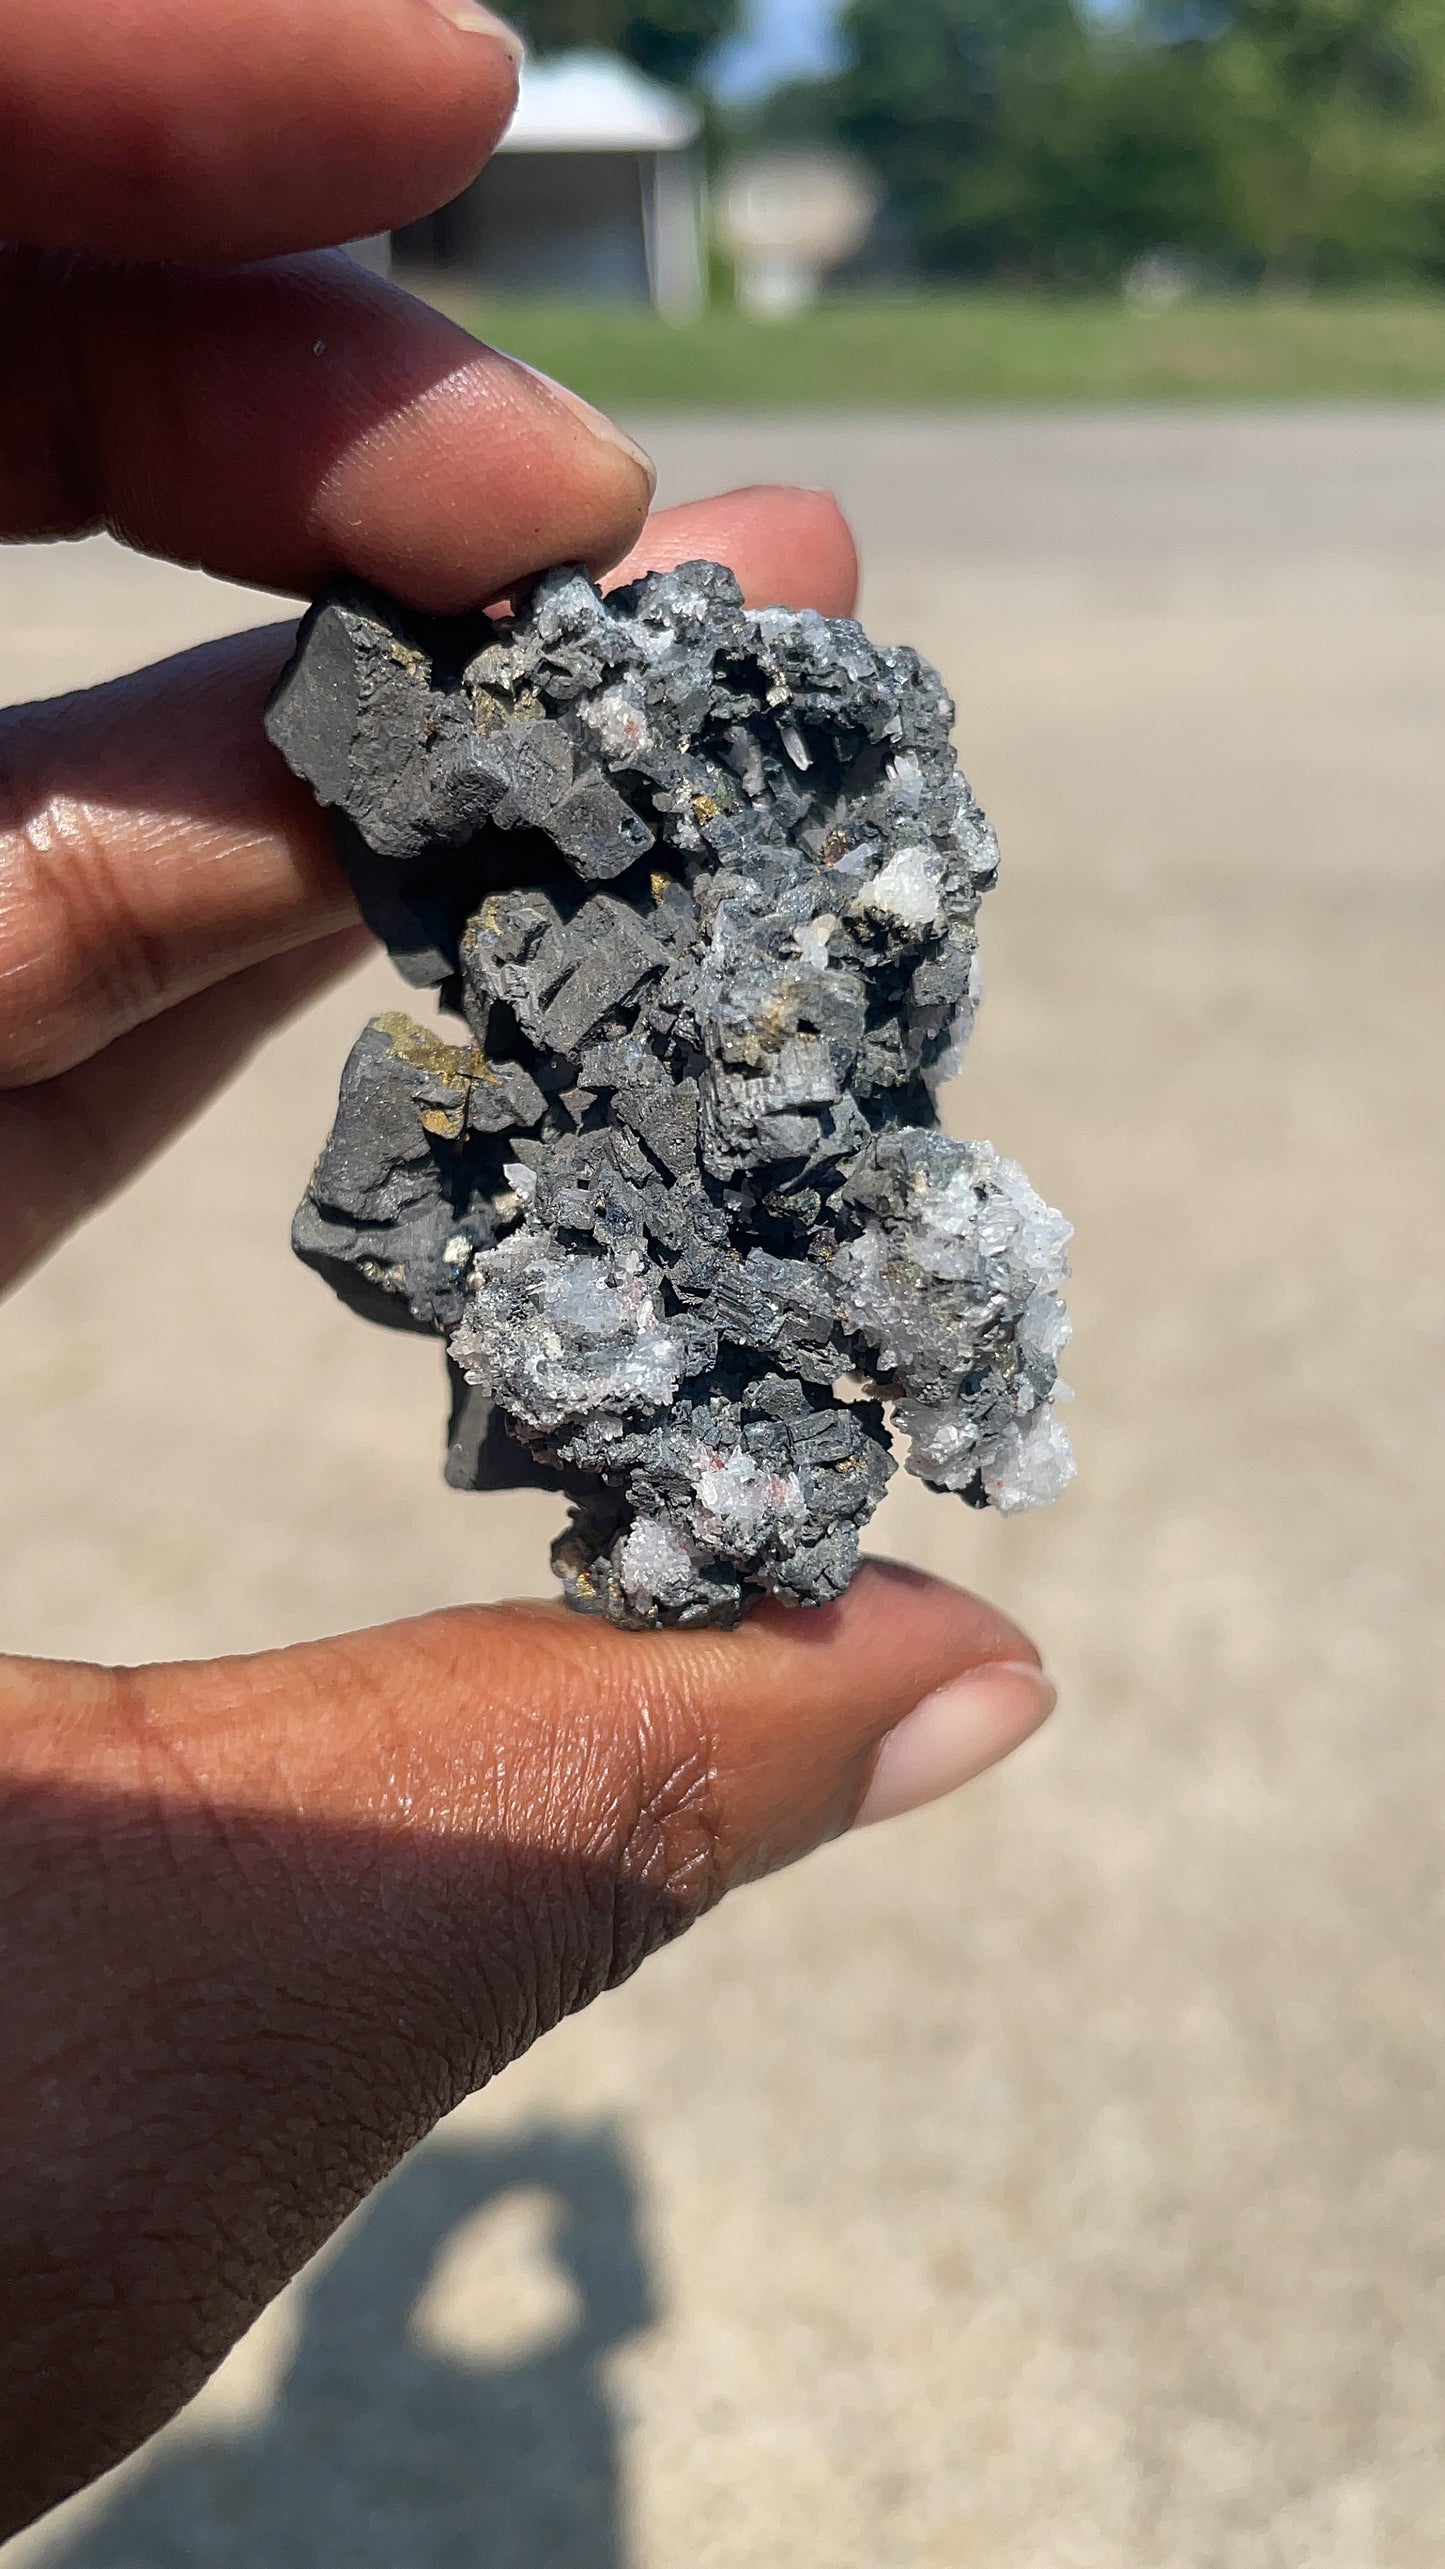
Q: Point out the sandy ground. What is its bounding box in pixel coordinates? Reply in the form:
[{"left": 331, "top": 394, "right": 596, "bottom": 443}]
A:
[{"left": 2, "top": 411, "right": 1444, "bottom": 2567}]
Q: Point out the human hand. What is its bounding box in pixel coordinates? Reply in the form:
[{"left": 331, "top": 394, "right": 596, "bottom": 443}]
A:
[
  {"left": 0, "top": 0, "right": 1055, "bottom": 2534},
  {"left": 0, "top": 0, "right": 854, "bottom": 1294}
]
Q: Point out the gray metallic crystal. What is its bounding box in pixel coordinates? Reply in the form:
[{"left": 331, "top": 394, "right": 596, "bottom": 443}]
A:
[{"left": 267, "top": 561, "right": 1074, "bottom": 1627}]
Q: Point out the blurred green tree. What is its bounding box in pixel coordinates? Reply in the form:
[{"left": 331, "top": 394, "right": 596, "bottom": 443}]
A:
[
  {"left": 828, "top": 0, "right": 1089, "bottom": 274},
  {"left": 749, "top": 0, "right": 1445, "bottom": 286},
  {"left": 507, "top": 0, "right": 739, "bottom": 89},
  {"left": 966, "top": 30, "right": 1227, "bottom": 283},
  {"left": 1182, "top": 0, "right": 1445, "bottom": 280}
]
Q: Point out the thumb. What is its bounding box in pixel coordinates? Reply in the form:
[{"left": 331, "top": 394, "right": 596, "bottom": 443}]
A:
[{"left": 0, "top": 1565, "right": 1052, "bottom": 2531}]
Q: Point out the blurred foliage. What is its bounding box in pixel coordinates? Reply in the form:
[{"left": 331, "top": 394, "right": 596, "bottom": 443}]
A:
[
  {"left": 828, "top": 0, "right": 1090, "bottom": 276},
  {"left": 1190, "top": 0, "right": 1445, "bottom": 281},
  {"left": 507, "top": 0, "right": 738, "bottom": 87},
  {"left": 733, "top": 0, "right": 1445, "bottom": 287},
  {"left": 934, "top": 33, "right": 1227, "bottom": 283},
  {"left": 438, "top": 289, "right": 1445, "bottom": 403}
]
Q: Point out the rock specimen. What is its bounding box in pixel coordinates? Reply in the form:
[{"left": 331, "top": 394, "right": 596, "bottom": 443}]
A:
[{"left": 267, "top": 562, "right": 1074, "bottom": 1628}]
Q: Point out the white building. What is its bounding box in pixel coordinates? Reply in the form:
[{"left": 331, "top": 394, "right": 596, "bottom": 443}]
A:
[{"left": 393, "top": 50, "right": 706, "bottom": 322}]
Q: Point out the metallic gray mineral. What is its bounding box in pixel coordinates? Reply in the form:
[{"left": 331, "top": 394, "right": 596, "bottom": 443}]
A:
[{"left": 266, "top": 561, "right": 1074, "bottom": 1628}]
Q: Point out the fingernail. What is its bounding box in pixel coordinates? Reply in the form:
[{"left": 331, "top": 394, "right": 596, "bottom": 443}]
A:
[
  {"left": 854, "top": 1662, "right": 1056, "bottom": 1830},
  {"left": 508, "top": 359, "right": 658, "bottom": 501},
  {"left": 426, "top": 0, "right": 526, "bottom": 66}
]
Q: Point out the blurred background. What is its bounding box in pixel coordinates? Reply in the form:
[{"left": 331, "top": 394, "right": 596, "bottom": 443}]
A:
[
  {"left": 387, "top": 0, "right": 1445, "bottom": 397},
  {"left": 3, "top": 5, "right": 1445, "bottom": 2564}
]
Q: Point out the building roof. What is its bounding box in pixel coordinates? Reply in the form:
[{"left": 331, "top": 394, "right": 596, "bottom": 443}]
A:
[{"left": 496, "top": 48, "right": 702, "bottom": 155}]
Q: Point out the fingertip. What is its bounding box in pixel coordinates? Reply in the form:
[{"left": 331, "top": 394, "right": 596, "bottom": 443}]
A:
[
  {"left": 779, "top": 486, "right": 861, "bottom": 616},
  {"left": 656, "top": 1558, "right": 1047, "bottom": 1878},
  {"left": 852, "top": 1661, "right": 1057, "bottom": 1831},
  {"left": 0, "top": 0, "right": 523, "bottom": 260},
  {"left": 22, "top": 257, "right": 662, "bottom": 606},
  {"left": 744, "top": 1557, "right": 1037, "bottom": 1671},
  {"left": 610, "top": 484, "right": 861, "bottom": 616},
  {"left": 499, "top": 357, "right": 658, "bottom": 507},
  {"left": 423, "top": 2, "right": 526, "bottom": 69},
  {"left": 319, "top": 334, "right": 659, "bottom": 610}
]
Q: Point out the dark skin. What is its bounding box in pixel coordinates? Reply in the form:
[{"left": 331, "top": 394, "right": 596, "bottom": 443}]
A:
[{"left": 0, "top": 0, "right": 1053, "bottom": 2534}]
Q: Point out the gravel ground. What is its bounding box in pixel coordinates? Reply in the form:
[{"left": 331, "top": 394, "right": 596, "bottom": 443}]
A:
[{"left": 3, "top": 411, "right": 1444, "bottom": 2568}]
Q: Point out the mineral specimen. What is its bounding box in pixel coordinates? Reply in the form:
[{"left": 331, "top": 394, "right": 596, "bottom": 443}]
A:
[{"left": 267, "top": 561, "right": 1074, "bottom": 1628}]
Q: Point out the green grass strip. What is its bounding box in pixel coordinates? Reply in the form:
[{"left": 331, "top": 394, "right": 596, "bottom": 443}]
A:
[{"left": 418, "top": 288, "right": 1445, "bottom": 409}]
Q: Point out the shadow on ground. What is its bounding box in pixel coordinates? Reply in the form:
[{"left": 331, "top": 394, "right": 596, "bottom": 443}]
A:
[{"left": 35, "top": 2124, "right": 654, "bottom": 2569}]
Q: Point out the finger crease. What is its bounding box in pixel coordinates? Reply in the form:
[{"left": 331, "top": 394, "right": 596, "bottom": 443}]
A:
[{"left": 0, "top": 786, "right": 173, "bottom": 1085}]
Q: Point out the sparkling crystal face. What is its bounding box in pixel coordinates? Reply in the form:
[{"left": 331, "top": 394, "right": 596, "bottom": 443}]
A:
[{"left": 267, "top": 561, "right": 1074, "bottom": 1628}]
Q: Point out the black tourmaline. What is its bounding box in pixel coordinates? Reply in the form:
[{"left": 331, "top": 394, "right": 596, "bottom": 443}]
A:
[{"left": 267, "top": 562, "right": 1073, "bottom": 1629}]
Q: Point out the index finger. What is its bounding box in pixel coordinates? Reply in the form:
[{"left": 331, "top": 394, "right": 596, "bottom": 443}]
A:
[
  {"left": 0, "top": 487, "right": 860, "bottom": 1088},
  {"left": 0, "top": 0, "right": 522, "bottom": 261},
  {"left": 0, "top": 486, "right": 860, "bottom": 1290},
  {"left": 1, "top": 249, "right": 656, "bottom": 611}
]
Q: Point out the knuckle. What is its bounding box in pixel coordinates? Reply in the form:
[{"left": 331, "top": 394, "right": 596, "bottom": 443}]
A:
[
  {"left": 491, "top": 1689, "right": 727, "bottom": 2046},
  {"left": 0, "top": 719, "right": 168, "bottom": 1084},
  {"left": 605, "top": 1718, "right": 725, "bottom": 1966}
]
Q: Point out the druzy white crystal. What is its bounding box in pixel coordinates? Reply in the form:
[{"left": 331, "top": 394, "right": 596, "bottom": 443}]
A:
[
  {"left": 690, "top": 1447, "right": 808, "bottom": 1551},
  {"left": 987, "top": 1411, "right": 1078, "bottom": 1513},
  {"left": 452, "top": 1237, "right": 685, "bottom": 1435},
  {"left": 620, "top": 1518, "right": 698, "bottom": 1612},
  {"left": 583, "top": 685, "right": 653, "bottom": 766},
  {"left": 855, "top": 844, "right": 946, "bottom": 930}
]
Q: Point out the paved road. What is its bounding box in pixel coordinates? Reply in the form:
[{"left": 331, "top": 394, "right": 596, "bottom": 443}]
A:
[{"left": 3, "top": 414, "right": 1444, "bottom": 2568}]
